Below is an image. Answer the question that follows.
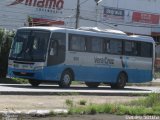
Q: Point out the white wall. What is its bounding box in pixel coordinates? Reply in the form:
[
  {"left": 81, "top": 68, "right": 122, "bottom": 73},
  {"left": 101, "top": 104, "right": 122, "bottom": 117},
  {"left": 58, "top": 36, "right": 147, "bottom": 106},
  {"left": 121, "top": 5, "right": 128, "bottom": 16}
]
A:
[
  {"left": 0, "top": 0, "right": 160, "bottom": 35},
  {"left": 102, "top": 0, "right": 160, "bottom": 13}
]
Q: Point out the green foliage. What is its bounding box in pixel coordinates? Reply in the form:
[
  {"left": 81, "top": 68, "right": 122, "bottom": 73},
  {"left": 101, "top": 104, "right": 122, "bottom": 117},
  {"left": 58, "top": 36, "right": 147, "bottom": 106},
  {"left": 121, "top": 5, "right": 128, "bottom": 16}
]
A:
[
  {"left": 68, "top": 104, "right": 116, "bottom": 115},
  {"left": 117, "top": 106, "right": 146, "bottom": 115},
  {"left": 11, "top": 78, "right": 29, "bottom": 84},
  {"left": 0, "top": 29, "right": 5, "bottom": 45},
  {"left": 79, "top": 100, "right": 87, "bottom": 105},
  {"left": 0, "top": 78, "right": 28, "bottom": 84},
  {"left": 128, "top": 93, "right": 160, "bottom": 107},
  {"left": 28, "top": 16, "right": 33, "bottom": 22},
  {"left": 0, "top": 28, "right": 15, "bottom": 77},
  {"left": 65, "top": 99, "right": 73, "bottom": 107},
  {"left": 68, "top": 93, "right": 160, "bottom": 115},
  {"left": 155, "top": 72, "right": 160, "bottom": 78},
  {"left": 49, "top": 111, "right": 56, "bottom": 116},
  {"left": 89, "top": 106, "right": 97, "bottom": 114}
]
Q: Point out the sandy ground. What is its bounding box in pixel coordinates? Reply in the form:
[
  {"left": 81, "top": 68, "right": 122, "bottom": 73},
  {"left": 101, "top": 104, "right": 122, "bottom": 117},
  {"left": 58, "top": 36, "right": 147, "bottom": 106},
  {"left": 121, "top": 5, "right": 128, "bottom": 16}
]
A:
[
  {"left": 0, "top": 95, "right": 151, "bottom": 120},
  {"left": 0, "top": 95, "right": 143, "bottom": 111},
  {"left": 35, "top": 115, "right": 160, "bottom": 120}
]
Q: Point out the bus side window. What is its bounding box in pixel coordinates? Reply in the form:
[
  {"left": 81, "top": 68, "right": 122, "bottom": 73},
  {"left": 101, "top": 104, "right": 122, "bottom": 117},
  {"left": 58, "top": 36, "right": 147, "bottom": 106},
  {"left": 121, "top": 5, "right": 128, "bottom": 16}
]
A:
[
  {"left": 69, "top": 35, "right": 86, "bottom": 52},
  {"left": 132, "top": 42, "right": 138, "bottom": 56},
  {"left": 91, "top": 37, "right": 103, "bottom": 53},
  {"left": 124, "top": 41, "right": 139, "bottom": 56},
  {"left": 124, "top": 41, "right": 131, "bottom": 56},
  {"left": 104, "top": 40, "right": 110, "bottom": 53},
  {"left": 47, "top": 32, "right": 66, "bottom": 66},
  {"left": 49, "top": 40, "right": 58, "bottom": 56},
  {"left": 109, "top": 39, "right": 122, "bottom": 55},
  {"left": 140, "top": 42, "right": 153, "bottom": 58}
]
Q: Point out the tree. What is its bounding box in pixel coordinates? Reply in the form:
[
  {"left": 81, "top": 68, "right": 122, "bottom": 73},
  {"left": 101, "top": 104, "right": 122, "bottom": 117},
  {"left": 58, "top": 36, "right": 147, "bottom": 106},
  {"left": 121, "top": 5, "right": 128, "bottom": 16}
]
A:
[
  {"left": 28, "top": 16, "right": 33, "bottom": 26},
  {"left": 0, "top": 28, "right": 15, "bottom": 77}
]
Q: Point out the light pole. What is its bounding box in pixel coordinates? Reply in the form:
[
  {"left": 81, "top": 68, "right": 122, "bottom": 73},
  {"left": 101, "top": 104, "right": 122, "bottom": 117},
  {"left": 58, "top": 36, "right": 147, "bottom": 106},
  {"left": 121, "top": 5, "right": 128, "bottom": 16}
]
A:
[{"left": 95, "top": 0, "right": 102, "bottom": 27}]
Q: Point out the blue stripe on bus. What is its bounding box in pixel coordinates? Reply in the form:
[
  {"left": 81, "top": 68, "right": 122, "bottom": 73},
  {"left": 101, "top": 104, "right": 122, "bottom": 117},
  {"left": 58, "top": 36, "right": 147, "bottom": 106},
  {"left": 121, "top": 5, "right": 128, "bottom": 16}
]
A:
[
  {"left": 62, "top": 65, "right": 152, "bottom": 83},
  {"left": 8, "top": 65, "right": 152, "bottom": 83}
]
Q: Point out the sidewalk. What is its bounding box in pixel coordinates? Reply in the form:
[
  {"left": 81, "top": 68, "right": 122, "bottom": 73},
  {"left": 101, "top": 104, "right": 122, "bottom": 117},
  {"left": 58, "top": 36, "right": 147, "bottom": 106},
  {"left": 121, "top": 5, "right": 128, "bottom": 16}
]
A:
[
  {"left": 151, "top": 78, "right": 160, "bottom": 86},
  {"left": 0, "top": 109, "right": 68, "bottom": 120},
  {"left": 127, "top": 79, "right": 160, "bottom": 86},
  {"left": 152, "top": 78, "right": 160, "bottom": 83}
]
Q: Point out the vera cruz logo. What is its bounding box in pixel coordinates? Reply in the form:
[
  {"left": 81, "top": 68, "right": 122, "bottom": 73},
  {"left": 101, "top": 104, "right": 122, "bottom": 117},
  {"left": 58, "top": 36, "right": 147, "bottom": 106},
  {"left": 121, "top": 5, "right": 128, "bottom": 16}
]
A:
[{"left": 8, "top": 0, "right": 64, "bottom": 10}]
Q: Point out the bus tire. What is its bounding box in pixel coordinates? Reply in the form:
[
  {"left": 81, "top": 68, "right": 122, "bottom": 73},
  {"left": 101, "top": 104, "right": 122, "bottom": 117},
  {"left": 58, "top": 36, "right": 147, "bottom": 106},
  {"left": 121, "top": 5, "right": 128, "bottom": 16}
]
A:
[
  {"left": 29, "top": 79, "right": 41, "bottom": 87},
  {"left": 59, "top": 70, "right": 72, "bottom": 88},
  {"left": 85, "top": 82, "right": 100, "bottom": 88},
  {"left": 110, "top": 72, "right": 127, "bottom": 89}
]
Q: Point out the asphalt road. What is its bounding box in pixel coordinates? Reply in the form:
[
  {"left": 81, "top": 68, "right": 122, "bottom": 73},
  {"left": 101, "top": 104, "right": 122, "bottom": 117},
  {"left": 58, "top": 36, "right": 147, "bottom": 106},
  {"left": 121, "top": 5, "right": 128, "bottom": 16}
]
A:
[{"left": 0, "top": 84, "right": 159, "bottom": 95}]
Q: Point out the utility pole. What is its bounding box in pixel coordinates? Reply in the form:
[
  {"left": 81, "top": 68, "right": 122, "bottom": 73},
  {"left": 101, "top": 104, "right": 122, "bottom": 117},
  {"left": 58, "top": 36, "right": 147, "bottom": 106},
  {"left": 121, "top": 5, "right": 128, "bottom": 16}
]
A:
[{"left": 75, "top": 0, "right": 80, "bottom": 29}]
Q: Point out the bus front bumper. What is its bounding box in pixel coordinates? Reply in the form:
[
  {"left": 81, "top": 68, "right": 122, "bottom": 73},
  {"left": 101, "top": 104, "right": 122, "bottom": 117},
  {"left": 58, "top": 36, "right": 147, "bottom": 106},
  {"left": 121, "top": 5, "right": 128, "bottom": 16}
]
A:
[{"left": 7, "top": 67, "right": 45, "bottom": 80}]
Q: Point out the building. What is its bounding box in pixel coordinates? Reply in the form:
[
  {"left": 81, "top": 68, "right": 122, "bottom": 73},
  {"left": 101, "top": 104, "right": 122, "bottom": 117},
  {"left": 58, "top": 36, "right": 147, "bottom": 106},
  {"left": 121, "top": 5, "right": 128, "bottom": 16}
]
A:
[{"left": 0, "top": 0, "right": 160, "bottom": 42}]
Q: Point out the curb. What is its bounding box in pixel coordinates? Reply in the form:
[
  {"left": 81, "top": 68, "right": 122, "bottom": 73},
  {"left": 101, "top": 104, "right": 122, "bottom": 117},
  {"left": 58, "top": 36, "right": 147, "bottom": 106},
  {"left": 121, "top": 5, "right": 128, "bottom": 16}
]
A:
[
  {"left": 0, "top": 84, "right": 159, "bottom": 96},
  {"left": 0, "top": 109, "right": 68, "bottom": 119},
  {"left": 0, "top": 91, "right": 153, "bottom": 96}
]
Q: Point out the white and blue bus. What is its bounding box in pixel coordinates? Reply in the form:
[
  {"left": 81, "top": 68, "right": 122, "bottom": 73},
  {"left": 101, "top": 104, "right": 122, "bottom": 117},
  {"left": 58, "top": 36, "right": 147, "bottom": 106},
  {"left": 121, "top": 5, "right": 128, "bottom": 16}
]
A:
[{"left": 7, "top": 27, "right": 155, "bottom": 89}]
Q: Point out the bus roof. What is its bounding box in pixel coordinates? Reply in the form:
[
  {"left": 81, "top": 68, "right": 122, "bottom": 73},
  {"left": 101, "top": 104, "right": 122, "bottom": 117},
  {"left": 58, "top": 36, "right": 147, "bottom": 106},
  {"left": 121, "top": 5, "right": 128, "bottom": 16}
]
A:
[
  {"left": 18, "top": 26, "right": 65, "bottom": 31},
  {"left": 78, "top": 27, "right": 126, "bottom": 35},
  {"left": 18, "top": 26, "right": 155, "bottom": 43},
  {"left": 128, "top": 35, "right": 155, "bottom": 43}
]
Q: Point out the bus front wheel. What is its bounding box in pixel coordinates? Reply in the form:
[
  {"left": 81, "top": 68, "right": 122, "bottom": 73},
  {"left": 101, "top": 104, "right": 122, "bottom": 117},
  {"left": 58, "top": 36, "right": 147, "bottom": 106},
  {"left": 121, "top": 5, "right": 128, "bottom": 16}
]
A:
[
  {"left": 110, "top": 72, "right": 127, "bottom": 89},
  {"left": 85, "top": 82, "right": 100, "bottom": 88},
  {"left": 29, "top": 79, "right": 41, "bottom": 87},
  {"left": 59, "top": 70, "right": 72, "bottom": 88}
]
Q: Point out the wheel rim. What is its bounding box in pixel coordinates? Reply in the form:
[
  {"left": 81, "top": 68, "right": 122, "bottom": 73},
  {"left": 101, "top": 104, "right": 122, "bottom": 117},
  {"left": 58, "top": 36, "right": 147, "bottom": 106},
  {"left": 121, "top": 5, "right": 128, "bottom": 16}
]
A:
[{"left": 63, "top": 74, "right": 71, "bottom": 85}]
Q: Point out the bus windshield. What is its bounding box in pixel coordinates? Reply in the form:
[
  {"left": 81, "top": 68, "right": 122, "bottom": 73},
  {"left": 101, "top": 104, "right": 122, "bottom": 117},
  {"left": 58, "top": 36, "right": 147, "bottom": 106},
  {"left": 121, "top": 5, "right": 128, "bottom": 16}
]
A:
[{"left": 9, "top": 29, "right": 50, "bottom": 62}]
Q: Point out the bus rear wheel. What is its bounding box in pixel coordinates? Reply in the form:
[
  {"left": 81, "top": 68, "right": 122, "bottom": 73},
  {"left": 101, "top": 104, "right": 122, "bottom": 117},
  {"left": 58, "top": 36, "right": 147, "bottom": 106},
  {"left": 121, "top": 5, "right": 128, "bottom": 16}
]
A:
[
  {"left": 59, "top": 70, "right": 72, "bottom": 88},
  {"left": 85, "top": 82, "right": 100, "bottom": 88},
  {"left": 110, "top": 72, "right": 127, "bottom": 89},
  {"left": 29, "top": 79, "right": 41, "bottom": 87}
]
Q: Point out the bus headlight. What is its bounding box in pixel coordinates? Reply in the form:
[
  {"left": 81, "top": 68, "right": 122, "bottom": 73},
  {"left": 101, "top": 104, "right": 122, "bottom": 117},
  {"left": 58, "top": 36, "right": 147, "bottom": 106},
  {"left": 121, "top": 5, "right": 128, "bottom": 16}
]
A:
[
  {"left": 34, "top": 66, "right": 44, "bottom": 70},
  {"left": 8, "top": 63, "right": 13, "bottom": 67},
  {"left": 8, "top": 60, "right": 13, "bottom": 67}
]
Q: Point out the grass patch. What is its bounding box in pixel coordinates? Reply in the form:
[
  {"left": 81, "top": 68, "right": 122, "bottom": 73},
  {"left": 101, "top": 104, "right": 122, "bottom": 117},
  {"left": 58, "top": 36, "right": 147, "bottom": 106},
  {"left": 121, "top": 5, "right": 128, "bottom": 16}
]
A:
[
  {"left": 155, "top": 72, "right": 160, "bottom": 78},
  {"left": 128, "top": 93, "right": 160, "bottom": 107},
  {"left": 49, "top": 111, "right": 68, "bottom": 117},
  {"left": 68, "top": 93, "right": 160, "bottom": 115},
  {"left": 0, "top": 78, "right": 28, "bottom": 84},
  {"left": 79, "top": 100, "right": 87, "bottom": 105},
  {"left": 65, "top": 99, "right": 73, "bottom": 107},
  {"left": 68, "top": 104, "right": 116, "bottom": 115},
  {"left": 49, "top": 111, "right": 56, "bottom": 116},
  {"left": 72, "top": 81, "right": 84, "bottom": 85}
]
